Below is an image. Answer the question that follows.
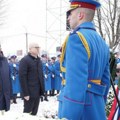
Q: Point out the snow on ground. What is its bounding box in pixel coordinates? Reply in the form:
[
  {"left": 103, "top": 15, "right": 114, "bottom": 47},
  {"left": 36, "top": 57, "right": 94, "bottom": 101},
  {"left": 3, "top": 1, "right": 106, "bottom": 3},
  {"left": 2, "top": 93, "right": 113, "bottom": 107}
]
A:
[{"left": 0, "top": 96, "right": 60, "bottom": 120}]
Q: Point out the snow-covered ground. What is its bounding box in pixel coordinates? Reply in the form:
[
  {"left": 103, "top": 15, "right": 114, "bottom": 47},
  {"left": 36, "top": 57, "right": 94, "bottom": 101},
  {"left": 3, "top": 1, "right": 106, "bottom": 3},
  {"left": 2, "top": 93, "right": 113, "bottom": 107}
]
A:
[{"left": 0, "top": 96, "right": 60, "bottom": 120}]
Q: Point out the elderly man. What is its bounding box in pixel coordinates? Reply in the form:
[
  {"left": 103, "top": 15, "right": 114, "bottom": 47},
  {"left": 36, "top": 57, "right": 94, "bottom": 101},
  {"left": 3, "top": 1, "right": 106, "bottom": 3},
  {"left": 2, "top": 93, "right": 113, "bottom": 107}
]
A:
[
  {"left": 19, "top": 42, "right": 44, "bottom": 115},
  {"left": 0, "top": 45, "right": 11, "bottom": 115},
  {"left": 58, "top": 0, "right": 110, "bottom": 120}
]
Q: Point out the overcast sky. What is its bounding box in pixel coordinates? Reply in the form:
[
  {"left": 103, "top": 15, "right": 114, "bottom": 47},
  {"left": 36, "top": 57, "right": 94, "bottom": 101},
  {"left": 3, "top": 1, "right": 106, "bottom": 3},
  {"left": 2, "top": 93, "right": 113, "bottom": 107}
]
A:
[
  {"left": 0, "top": 0, "right": 70, "bottom": 57},
  {"left": 0, "top": 0, "right": 105, "bottom": 57}
]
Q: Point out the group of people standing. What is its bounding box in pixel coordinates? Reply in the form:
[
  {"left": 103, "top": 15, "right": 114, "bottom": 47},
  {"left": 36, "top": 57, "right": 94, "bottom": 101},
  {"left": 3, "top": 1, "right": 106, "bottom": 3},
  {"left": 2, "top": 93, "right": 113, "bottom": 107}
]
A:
[
  {"left": 41, "top": 53, "right": 62, "bottom": 101},
  {"left": 19, "top": 42, "right": 62, "bottom": 115},
  {"left": 1, "top": 0, "right": 120, "bottom": 119},
  {"left": 0, "top": 42, "right": 62, "bottom": 116}
]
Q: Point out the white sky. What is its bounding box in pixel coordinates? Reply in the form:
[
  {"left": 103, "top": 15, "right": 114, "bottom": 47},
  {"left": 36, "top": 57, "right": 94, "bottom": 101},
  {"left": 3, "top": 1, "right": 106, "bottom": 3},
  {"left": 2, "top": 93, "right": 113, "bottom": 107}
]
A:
[
  {"left": 0, "top": 0, "right": 106, "bottom": 57},
  {"left": 0, "top": 0, "right": 69, "bottom": 57}
]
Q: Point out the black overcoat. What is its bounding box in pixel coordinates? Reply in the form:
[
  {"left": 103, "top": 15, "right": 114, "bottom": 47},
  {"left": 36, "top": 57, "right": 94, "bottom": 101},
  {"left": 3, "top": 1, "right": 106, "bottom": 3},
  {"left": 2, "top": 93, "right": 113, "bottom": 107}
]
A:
[
  {"left": 0, "top": 56, "right": 11, "bottom": 111},
  {"left": 19, "top": 54, "right": 45, "bottom": 98}
]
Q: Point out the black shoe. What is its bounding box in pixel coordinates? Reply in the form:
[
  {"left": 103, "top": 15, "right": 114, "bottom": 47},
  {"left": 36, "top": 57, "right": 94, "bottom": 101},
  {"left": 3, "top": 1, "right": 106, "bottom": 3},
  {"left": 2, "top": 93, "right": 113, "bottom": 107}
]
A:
[
  {"left": 41, "top": 96, "right": 44, "bottom": 102},
  {"left": 44, "top": 98, "right": 49, "bottom": 101},
  {"left": 13, "top": 100, "right": 17, "bottom": 104}
]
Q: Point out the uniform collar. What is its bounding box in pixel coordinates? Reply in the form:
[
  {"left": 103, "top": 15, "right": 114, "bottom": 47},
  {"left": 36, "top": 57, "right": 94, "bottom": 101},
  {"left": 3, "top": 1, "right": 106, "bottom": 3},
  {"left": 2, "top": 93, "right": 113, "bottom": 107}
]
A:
[{"left": 70, "top": 22, "right": 96, "bottom": 34}]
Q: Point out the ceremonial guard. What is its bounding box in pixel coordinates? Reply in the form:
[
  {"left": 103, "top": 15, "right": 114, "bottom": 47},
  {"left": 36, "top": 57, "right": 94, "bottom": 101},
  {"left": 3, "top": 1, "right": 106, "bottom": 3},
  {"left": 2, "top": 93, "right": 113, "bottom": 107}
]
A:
[
  {"left": 58, "top": 0, "right": 110, "bottom": 120},
  {"left": 54, "top": 54, "right": 62, "bottom": 94},
  {"left": 41, "top": 54, "right": 52, "bottom": 101},
  {"left": 9, "top": 55, "right": 21, "bottom": 103},
  {"left": 50, "top": 57, "right": 56, "bottom": 96}
]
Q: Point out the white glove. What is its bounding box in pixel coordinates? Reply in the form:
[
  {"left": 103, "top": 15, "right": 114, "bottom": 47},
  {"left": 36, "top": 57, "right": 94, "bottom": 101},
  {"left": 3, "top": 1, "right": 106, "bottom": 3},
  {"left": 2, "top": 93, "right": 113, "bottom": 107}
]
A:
[
  {"left": 52, "top": 74, "right": 55, "bottom": 78},
  {"left": 44, "top": 74, "right": 47, "bottom": 79},
  {"left": 12, "top": 76, "right": 15, "bottom": 80},
  {"left": 60, "top": 73, "right": 62, "bottom": 77},
  {"left": 46, "top": 63, "right": 48, "bottom": 67},
  {"left": 13, "top": 64, "right": 16, "bottom": 67}
]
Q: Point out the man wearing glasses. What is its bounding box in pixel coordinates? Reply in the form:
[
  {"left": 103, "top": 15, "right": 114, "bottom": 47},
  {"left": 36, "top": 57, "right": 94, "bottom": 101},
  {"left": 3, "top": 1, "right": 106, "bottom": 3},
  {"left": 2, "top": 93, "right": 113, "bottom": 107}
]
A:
[{"left": 19, "top": 42, "right": 44, "bottom": 115}]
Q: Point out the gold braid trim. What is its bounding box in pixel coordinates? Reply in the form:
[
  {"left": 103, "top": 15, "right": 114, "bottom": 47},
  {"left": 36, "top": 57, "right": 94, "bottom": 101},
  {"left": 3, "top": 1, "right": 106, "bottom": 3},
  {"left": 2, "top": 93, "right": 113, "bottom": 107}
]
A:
[
  {"left": 70, "top": 5, "right": 79, "bottom": 8},
  {"left": 77, "top": 32, "right": 91, "bottom": 59},
  {"left": 60, "top": 32, "right": 90, "bottom": 86},
  {"left": 62, "top": 79, "right": 66, "bottom": 85},
  {"left": 60, "top": 34, "right": 69, "bottom": 72},
  {"left": 91, "top": 80, "right": 101, "bottom": 85}
]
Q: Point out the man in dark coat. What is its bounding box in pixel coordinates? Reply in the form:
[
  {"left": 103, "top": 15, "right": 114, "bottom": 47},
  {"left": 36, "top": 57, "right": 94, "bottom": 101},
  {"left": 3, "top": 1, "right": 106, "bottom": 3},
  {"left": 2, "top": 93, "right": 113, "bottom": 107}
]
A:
[
  {"left": 0, "top": 45, "right": 11, "bottom": 115},
  {"left": 19, "top": 42, "right": 44, "bottom": 115},
  {"left": 110, "top": 51, "right": 116, "bottom": 81}
]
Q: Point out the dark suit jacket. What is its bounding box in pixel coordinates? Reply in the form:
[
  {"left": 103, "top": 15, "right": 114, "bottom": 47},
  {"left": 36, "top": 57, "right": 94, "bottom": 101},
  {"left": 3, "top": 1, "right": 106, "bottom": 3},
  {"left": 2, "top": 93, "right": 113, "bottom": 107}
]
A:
[
  {"left": 0, "top": 55, "right": 11, "bottom": 111},
  {"left": 19, "top": 53, "right": 45, "bottom": 98}
]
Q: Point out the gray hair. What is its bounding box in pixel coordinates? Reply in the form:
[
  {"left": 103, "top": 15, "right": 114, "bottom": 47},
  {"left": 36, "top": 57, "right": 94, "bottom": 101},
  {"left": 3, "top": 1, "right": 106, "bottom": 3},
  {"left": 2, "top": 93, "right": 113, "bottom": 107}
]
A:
[{"left": 29, "top": 42, "right": 39, "bottom": 50}]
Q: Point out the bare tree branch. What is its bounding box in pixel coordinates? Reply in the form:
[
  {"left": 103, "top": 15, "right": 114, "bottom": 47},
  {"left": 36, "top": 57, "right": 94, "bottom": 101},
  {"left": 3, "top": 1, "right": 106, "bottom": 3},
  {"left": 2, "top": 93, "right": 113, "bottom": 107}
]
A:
[
  {"left": 95, "top": 0, "right": 120, "bottom": 50},
  {"left": 0, "top": 0, "right": 11, "bottom": 25}
]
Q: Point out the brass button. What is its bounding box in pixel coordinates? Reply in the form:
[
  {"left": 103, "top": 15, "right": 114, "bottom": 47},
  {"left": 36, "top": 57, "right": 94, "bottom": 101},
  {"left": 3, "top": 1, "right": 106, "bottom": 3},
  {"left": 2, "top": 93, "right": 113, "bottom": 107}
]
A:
[{"left": 88, "top": 84, "right": 91, "bottom": 88}]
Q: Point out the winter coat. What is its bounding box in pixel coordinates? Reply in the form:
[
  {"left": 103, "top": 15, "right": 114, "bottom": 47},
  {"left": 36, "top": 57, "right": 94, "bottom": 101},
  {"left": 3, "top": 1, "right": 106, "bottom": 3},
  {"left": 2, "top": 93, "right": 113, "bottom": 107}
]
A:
[
  {"left": 58, "top": 22, "right": 110, "bottom": 120},
  {"left": 0, "top": 55, "right": 11, "bottom": 111},
  {"left": 19, "top": 53, "right": 45, "bottom": 98}
]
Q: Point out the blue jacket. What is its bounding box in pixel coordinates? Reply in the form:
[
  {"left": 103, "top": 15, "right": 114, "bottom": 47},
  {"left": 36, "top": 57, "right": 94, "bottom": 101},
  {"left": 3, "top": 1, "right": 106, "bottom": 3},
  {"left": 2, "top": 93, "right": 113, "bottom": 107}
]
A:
[
  {"left": 42, "top": 62, "right": 52, "bottom": 91},
  {"left": 58, "top": 22, "right": 110, "bottom": 120},
  {"left": 49, "top": 63, "right": 56, "bottom": 89},
  {"left": 54, "top": 60, "right": 62, "bottom": 90},
  {"left": 9, "top": 63, "right": 21, "bottom": 94}
]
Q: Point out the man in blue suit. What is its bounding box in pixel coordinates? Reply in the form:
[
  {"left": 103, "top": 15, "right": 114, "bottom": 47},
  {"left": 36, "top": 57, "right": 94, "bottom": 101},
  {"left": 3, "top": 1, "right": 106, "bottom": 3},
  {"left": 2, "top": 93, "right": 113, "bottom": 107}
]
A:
[{"left": 58, "top": 0, "right": 110, "bottom": 120}]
